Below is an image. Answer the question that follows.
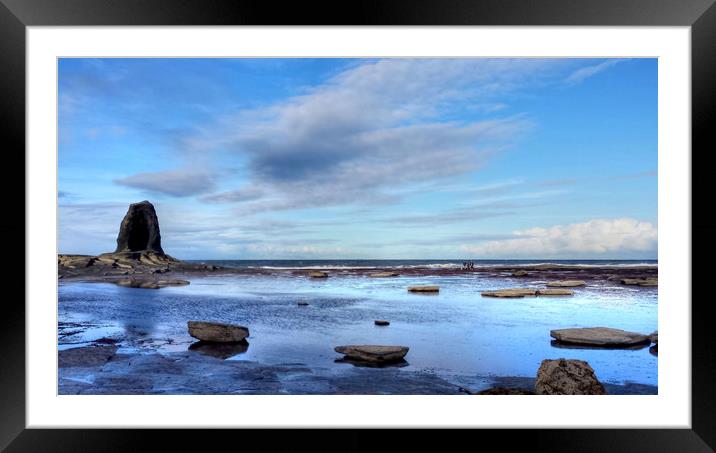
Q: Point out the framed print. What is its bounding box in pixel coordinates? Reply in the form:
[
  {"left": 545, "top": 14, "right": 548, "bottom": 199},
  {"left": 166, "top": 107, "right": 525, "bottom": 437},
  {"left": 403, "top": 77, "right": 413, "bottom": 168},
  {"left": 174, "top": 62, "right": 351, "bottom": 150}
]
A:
[{"left": 3, "top": 0, "right": 715, "bottom": 449}]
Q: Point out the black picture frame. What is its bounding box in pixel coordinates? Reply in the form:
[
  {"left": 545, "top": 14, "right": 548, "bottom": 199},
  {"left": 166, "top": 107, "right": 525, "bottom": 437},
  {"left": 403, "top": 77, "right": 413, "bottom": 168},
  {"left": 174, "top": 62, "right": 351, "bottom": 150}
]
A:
[{"left": 2, "top": 0, "right": 714, "bottom": 450}]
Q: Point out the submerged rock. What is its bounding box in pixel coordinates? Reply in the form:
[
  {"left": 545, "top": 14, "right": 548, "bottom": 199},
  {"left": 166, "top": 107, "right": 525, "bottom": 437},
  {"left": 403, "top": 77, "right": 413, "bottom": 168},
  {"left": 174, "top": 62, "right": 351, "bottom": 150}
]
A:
[
  {"left": 511, "top": 270, "right": 529, "bottom": 277},
  {"left": 374, "top": 320, "right": 390, "bottom": 326},
  {"left": 535, "top": 359, "right": 606, "bottom": 395},
  {"left": 481, "top": 288, "right": 537, "bottom": 298},
  {"left": 546, "top": 280, "right": 586, "bottom": 287},
  {"left": 297, "top": 301, "right": 309, "bottom": 306},
  {"left": 334, "top": 345, "right": 409, "bottom": 364},
  {"left": 550, "top": 327, "right": 651, "bottom": 347},
  {"left": 407, "top": 285, "right": 439, "bottom": 293},
  {"left": 188, "top": 321, "right": 250, "bottom": 343}
]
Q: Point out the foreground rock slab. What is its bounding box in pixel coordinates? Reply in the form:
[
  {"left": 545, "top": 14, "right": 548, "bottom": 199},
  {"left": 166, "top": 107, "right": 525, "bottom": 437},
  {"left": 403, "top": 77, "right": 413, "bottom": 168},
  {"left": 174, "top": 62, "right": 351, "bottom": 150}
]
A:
[
  {"left": 188, "top": 321, "right": 250, "bottom": 343},
  {"left": 334, "top": 345, "right": 409, "bottom": 364},
  {"left": 59, "top": 345, "right": 118, "bottom": 368},
  {"left": 408, "top": 285, "right": 439, "bottom": 293},
  {"left": 546, "top": 280, "right": 586, "bottom": 287},
  {"left": 550, "top": 327, "right": 650, "bottom": 347},
  {"left": 535, "top": 359, "right": 606, "bottom": 395}
]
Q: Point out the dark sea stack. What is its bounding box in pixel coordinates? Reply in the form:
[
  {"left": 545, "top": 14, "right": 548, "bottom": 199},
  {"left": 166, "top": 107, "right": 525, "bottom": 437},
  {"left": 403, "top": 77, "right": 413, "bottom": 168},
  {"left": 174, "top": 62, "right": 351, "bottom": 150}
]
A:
[{"left": 115, "top": 200, "right": 165, "bottom": 254}]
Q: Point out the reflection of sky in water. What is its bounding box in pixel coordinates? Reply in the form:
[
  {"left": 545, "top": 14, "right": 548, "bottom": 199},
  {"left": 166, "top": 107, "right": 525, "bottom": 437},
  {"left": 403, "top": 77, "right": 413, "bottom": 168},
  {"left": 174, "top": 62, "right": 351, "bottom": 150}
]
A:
[{"left": 58, "top": 273, "right": 657, "bottom": 386}]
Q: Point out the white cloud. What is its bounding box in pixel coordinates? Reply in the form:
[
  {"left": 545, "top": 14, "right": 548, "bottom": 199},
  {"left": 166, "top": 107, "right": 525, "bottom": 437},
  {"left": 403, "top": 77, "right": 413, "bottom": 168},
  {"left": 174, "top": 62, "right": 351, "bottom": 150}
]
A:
[
  {"left": 565, "top": 59, "right": 625, "bottom": 85},
  {"left": 462, "top": 218, "right": 657, "bottom": 258}
]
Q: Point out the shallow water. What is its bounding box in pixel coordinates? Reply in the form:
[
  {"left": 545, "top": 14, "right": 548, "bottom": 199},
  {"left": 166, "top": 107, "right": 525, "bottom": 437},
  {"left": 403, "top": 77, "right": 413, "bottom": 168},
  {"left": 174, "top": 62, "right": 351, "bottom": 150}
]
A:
[{"left": 58, "top": 271, "right": 657, "bottom": 388}]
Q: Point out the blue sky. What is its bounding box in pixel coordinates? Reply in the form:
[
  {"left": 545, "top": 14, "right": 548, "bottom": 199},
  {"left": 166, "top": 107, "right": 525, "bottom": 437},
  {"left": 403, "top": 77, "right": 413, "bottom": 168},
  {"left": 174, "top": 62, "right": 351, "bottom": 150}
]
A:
[{"left": 58, "top": 58, "right": 657, "bottom": 259}]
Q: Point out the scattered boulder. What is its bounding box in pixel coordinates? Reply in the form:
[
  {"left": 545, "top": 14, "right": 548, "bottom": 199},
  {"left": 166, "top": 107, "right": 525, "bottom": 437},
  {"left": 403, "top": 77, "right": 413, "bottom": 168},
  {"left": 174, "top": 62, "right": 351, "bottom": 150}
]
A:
[
  {"left": 621, "top": 278, "right": 658, "bottom": 287},
  {"left": 536, "top": 288, "right": 574, "bottom": 296},
  {"left": 481, "top": 288, "right": 537, "bottom": 298},
  {"left": 408, "top": 285, "right": 439, "bottom": 293},
  {"left": 308, "top": 271, "right": 329, "bottom": 278},
  {"left": 374, "top": 320, "right": 390, "bottom": 326},
  {"left": 546, "top": 280, "right": 586, "bottom": 287},
  {"left": 550, "top": 327, "right": 651, "bottom": 347},
  {"left": 650, "top": 344, "right": 658, "bottom": 356},
  {"left": 297, "top": 301, "right": 309, "bottom": 306},
  {"left": 476, "top": 387, "right": 535, "bottom": 395},
  {"left": 511, "top": 270, "right": 529, "bottom": 277},
  {"left": 187, "top": 321, "right": 250, "bottom": 343},
  {"left": 535, "top": 359, "right": 606, "bottom": 395},
  {"left": 369, "top": 271, "right": 399, "bottom": 278},
  {"left": 334, "top": 345, "right": 409, "bottom": 364}
]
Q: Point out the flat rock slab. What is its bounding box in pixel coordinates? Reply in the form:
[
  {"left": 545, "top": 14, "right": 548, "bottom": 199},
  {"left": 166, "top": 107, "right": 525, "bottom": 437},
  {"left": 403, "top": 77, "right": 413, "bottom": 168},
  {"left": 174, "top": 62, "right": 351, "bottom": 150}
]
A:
[
  {"left": 511, "top": 271, "right": 529, "bottom": 277},
  {"left": 650, "top": 331, "right": 658, "bottom": 344},
  {"left": 621, "top": 278, "right": 658, "bottom": 286},
  {"left": 308, "top": 271, "right": 328, "bottom": 278},
  {"left": 116, "top": 278, "right": 189, "bottom": 289},
  {"left": 550, "top": 327, "right": 650, "bottom": 347},
  {"left": 535, "top": 359, "right": 606, "bottom": 395},
  {"left": 536, "top": 288, "right": 574, "bottom": 296},
  {"left": 369, "top": 272, "right": 399, "bottom": 278},
  {"left": 188, "top": 321, "right": 249, "bottom": 343},
  {"left": 482, "top": 288, "right": 537, "bottom": 298},
  {"left": 408, "top": 285, "right": 439, "bottom": 292},
  {"left": 335, "top": 345, "right": 409, "bottom": 363},
  {"left": 59, "top": 345, "right": 118, "bottom": 368},
  {"left": 546, "top": 280, "right": 586, "bottom": 287}
]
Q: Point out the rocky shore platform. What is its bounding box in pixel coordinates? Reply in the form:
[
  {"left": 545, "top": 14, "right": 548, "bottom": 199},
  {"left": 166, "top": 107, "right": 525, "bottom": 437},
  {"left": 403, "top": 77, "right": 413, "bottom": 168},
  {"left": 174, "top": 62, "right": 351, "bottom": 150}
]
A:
[{"left": 58, "top": 343, "right": 657, "bottom": 395}]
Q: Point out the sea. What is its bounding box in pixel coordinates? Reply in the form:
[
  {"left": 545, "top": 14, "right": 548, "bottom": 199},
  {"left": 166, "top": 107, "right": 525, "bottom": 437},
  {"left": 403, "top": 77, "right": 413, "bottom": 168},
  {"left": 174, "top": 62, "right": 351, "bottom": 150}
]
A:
[{"left": 58, "top": 259, "right": 658, "bottom": 392}]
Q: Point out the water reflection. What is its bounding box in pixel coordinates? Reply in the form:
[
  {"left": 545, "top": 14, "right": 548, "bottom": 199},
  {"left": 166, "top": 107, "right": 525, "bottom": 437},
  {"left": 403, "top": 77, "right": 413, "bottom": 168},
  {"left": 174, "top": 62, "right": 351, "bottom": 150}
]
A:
[
  {"left": 334, "top": 357, "right": 409, "bottom": 368},
  {"left": 189, "top": 340, "right": 250, "bottom": 359},
  {"left": 550, "top": 339, "right": 651, "bottom": 351}
]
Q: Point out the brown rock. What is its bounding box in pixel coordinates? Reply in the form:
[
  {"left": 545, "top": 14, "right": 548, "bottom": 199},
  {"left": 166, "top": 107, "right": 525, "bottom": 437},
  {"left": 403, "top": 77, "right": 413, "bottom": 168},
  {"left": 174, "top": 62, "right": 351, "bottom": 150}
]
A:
[
  {"left": 546, "top": 280, "right": 586, "bottom": 287},
  {"left": 334, "top": 345, "right": 409, "bottom": 363},
  {"left": 550, "top": 327, "right": 651, "bottom": 347},
  {"left": 187, "top": 321, "right": 249, "bottom": 343},
  {"left": 535, "top": 359, "right": 606, "bottom": 395},
  {"left": 511, "top": 270, "right": 529, "bottom": 277},
  {"left": 408, "top": 285, "right": 439, "bottom": 293},
  {"left": 536, "top": 288, "right": 574, "bottom": 296},
  {"left": 649, "top": 331, "right": 658, "bottom": 344},
  {"left": 621, "top": 278, "right": 658, "bottom": 287},
  {"left": 481, "top": 288, "right": 537, "bottom": 298},
  {"left": 308, "top": 271, "right": 329, "bottom": 278}
]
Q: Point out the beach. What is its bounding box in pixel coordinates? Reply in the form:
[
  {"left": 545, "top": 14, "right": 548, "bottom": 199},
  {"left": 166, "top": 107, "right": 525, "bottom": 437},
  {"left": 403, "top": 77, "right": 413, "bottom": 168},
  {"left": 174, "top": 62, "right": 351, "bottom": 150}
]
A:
[{"left": 58, "top": 260, "right": 657, "bottom": 395}]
